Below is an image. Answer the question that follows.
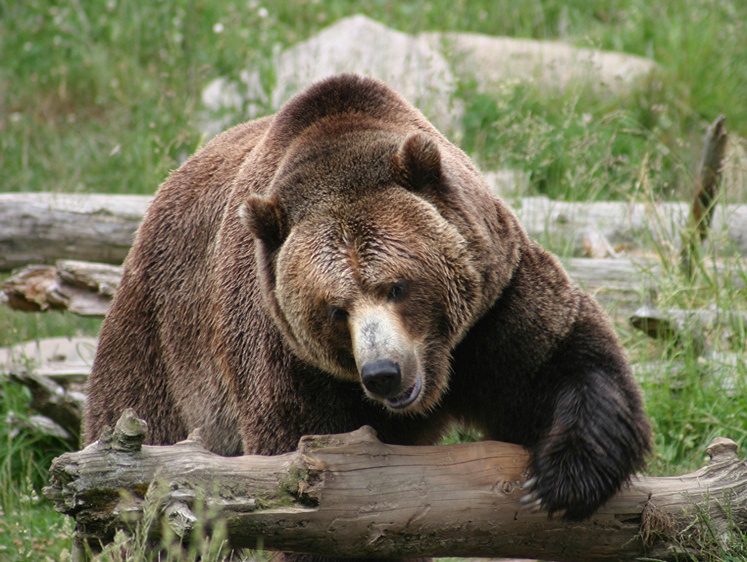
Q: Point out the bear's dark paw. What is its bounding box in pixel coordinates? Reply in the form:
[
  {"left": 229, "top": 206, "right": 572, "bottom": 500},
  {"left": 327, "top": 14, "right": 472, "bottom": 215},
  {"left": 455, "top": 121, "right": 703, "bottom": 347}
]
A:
[
  {"left": 521, "top": 433, "right": 638, "bottom": 521},
  {"left": 520, "top": 458, "right": 619, "bottom": 521},
  {"left": 518, "top": 368, "right": 651, "bottom": 520}
]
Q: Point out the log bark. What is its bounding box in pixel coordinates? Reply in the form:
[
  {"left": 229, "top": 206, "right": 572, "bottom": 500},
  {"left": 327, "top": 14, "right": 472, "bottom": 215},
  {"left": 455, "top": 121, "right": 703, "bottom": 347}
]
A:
[
  {"left": 680, "top": 115, "right": 729, "bottom": 277},
  {"left": 0, "top": 192, "right": 148, "bottom": 271},
  {"left": 630, "top": 305, "right": 747, "bottom": 340},
  {"left": 44, "top": 410, "right": 747, "bottom": 561},
  {"left": 4, "top": 192, "right": 747, "bottom": 271},
  {"left": 4, "top": 257, "right": 745, "bottom": 323},
  {"left": 0, "top": 337, "right": 92, "bottom": 446}
]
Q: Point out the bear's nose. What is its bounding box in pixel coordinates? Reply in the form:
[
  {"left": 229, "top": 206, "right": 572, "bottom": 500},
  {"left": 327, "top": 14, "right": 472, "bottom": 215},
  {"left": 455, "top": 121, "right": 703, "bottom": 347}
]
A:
[{"left": 360, "top": 359, "right": 402, "bottom": 399}]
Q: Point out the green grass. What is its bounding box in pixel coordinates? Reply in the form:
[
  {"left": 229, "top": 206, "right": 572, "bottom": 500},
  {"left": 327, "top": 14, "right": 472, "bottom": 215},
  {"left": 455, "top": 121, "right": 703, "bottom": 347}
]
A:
[
  {"left": 2, "top": 0, "right": 746, "bottom": 196},
  {"left": 0, "top": 379, "right": 74, "bottom": 560},
  {"left": 460, "top": 79, "right": 689, "bottom": 200},
  {"left": 2, "top": 0, "right": 747, "bottom": 559}
]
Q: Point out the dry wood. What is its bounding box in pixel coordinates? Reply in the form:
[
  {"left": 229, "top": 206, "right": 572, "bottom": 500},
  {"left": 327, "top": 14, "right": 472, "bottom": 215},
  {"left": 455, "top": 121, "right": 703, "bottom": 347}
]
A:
[
  {"left": 0, "top": 192, "right": 149, "bottom": 271},
  {"left": 680, "top": 116, "right": 729, "bottom": 277},
  {"left": 0, "top": 336, "right": 97, "bottom": 378},
  {"left": 0, "top": 336, "right": 93, "bottom": 446},
  {"left": 1, "top": 260, "right": 120, "bottom": 316},
  {"left": 4, "top": 192, "right": 747, "bottom": 272},
  {"left": 630, "top": 305, "right": 747, "bottom": 340},
  {"left": 44, "top": 409, "right": 747, "bottom": 561},
  {"left": 5, "top": 257, "right": 745, "bottom": 324},
  {"left": 5, "top": 370, "right": 86, "bottom": 446}
]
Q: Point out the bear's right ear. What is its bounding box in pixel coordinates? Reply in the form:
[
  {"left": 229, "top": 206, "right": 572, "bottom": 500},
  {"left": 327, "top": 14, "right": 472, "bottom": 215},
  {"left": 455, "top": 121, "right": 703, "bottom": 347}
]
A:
[
  {"left": 390, "top": 133, "right": 443, "bottom": 192},
  {"left": 239, "top": 195, "right": 288, "bottom": 252}
]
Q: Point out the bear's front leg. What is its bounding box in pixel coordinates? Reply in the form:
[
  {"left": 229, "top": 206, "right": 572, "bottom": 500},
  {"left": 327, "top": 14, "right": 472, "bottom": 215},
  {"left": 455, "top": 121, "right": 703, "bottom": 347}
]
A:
[{"left": 523, "top": 299, "right": 651, "bottom": 520}]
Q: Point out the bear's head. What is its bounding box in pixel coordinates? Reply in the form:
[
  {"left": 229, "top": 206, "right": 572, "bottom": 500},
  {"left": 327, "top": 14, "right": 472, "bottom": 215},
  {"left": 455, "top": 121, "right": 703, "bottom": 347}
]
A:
[{"left": 238, "top": 77, "right": 518, "bottom": 414}]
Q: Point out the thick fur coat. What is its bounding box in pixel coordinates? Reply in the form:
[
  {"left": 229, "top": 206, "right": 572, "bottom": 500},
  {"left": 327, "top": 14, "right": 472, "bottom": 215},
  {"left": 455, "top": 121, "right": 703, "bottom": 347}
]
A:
[{"left": 85, "top": 75, "right": 651, "bottom": 527}]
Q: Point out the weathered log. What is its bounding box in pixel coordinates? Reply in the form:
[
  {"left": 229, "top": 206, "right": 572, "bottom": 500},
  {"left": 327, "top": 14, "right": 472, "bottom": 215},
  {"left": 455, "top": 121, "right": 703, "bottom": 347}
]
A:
[
  {"left": 1, "top": 260, "right": 120, "bottom": 316},
  {"left": 630, "top": 305, "right": 747, "bottom": 341},
  {"left": 0, "top": 257, "right": 658, "bottom": 319},
  {"left": 0, "top": 336, "right": 98, "bottom": 378},
  {"left": 5, "top": 370, "right": 86, "bottom": 446},
  {"left": 0, "top": 337, "right": 92, "bottom": 445},
  {"left": 4, "top": 192, "right": 747, "bottom": 271},
  {"left": 0, "top": 192, "right": 148, "bottom": 271},
  {"left": 44, "top": 410, "right": 747, "bottom": 561}
]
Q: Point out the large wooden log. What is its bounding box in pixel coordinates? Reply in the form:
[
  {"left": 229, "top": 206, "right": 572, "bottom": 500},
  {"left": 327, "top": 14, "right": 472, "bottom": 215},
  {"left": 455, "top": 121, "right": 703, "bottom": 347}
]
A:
[
  {"left": 44, "top": 410, "right": 747, "bottom": 561},
  {"left": 0, "top": 193, "right": 149, "bottom": 271},
  {"left": 3, "top": 192, "right": 747, "bottom": 271},
  {"left": 1, "top": 260, "right": 120, "bottom": 316}
]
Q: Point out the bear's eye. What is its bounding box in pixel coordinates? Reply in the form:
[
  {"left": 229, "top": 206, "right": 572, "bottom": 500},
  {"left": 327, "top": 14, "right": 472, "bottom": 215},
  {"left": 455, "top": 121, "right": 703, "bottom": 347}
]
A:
[
  {"left": 387, "top": 281, "right": 410, "bottom": 303},
  {"left": 327, "top": 305, "right": 349, "bottom": 323}
]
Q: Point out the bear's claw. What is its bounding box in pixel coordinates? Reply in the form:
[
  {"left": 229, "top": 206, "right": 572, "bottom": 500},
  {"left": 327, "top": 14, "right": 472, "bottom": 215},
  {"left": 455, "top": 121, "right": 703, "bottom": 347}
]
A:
[{"left": 521, "top": 476, "right": 536, "bottom": 490}]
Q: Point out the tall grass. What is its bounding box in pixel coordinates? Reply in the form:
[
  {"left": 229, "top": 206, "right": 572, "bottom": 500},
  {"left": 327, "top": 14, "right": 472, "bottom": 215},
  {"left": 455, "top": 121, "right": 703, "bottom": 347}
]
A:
[
  {"left": 2, "top": 0, "right": 746, "bottom": 196},
  {"left": 0, "top": 379, "right": 74, "bottom": 559}
]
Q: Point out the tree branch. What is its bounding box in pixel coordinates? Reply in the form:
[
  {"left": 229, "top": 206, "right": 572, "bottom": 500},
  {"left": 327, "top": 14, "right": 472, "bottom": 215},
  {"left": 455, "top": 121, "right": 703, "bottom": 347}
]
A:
[{"left": 680, "top": 115, "right": 729, "bottom": 278}]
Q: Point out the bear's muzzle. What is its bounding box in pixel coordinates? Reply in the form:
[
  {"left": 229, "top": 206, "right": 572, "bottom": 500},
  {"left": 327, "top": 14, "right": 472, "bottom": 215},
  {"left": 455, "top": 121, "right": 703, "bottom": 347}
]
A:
[{"left": 351, "top": 305, "right": 423, "bottom": 410}]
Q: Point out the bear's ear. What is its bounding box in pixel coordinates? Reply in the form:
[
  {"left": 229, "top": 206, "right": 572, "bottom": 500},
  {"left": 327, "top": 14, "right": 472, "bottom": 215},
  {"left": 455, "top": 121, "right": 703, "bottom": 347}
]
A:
[
  {"left": 239, "top": 195, "right": 289, "bottom": 252},
  {"left": 391, "top": 133, "right": 442, "bottom": 192}
]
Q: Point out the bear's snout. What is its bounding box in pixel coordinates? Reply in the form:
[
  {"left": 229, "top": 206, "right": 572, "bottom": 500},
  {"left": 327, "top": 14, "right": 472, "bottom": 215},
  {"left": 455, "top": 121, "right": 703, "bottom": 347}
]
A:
[
  {"left": 360, "top": 359, "right": 401, "bottom": 399},
  {"left": 351, "top": 306, "right": 423, "bottom": 410}
]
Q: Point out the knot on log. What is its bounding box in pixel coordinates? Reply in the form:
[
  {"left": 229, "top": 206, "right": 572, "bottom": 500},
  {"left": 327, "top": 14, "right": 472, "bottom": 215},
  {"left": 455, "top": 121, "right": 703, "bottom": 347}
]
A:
[
  {"left": 108, "top": 408, "right": 148, "bottom": 453},
  {"left": 706, "top": 437, "right": 739, "bottom": 462}
]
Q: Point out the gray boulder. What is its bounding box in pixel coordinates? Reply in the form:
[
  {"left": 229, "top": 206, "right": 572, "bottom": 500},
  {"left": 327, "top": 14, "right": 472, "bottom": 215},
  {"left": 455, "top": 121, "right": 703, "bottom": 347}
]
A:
[
  {"left": 202, "top": 15, "right": 462, "bottom": 137},
  {"left": 421, "top": 32, "right": 657, "bottom": 96}
]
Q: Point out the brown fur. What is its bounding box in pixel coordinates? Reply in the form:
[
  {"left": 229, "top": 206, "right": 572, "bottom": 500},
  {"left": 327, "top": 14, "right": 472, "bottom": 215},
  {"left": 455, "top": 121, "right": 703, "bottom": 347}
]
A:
[{"left": 86, "top": 75, "right": 651, "bottom": 546}]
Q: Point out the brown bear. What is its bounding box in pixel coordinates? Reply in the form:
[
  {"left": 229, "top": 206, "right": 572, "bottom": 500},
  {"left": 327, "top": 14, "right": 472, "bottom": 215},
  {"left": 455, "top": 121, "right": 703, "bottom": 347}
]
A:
[{"left": 85, "top": 74, "right": 651, "bottom": 538}]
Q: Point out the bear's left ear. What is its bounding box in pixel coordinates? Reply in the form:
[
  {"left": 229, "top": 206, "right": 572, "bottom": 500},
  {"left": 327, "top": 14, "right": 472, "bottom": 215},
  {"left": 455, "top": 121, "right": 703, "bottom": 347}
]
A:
[
  {"left": 239, "top": 195, "right": 289, "bottom": 252},
  {"left": 391, "top": 133, "right": 442, "bottom": 192}
]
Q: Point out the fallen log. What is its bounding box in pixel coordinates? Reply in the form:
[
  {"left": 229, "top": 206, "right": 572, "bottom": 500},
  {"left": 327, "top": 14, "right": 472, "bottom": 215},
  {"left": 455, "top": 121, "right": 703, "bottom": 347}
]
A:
[
  {"left": 0, "top": 336, "right": 98, "bottom": 378},
  {"left": 4, "top": 192, "right": 747, "bottom": 271},
  {"left": 44, "top": 409, "right": 747, "bottom": 561},
  {"left": 5, "top": 370, "right": 86, "bottom": 446},
  {"left": 0, "top": 336, "right": 93, "bottom": 446},
  {"left": 0, "top": 192, "right": 148, "bottom": 271},
  {"left": 630, "top": 305, "right": 747, "bottom": 341}
]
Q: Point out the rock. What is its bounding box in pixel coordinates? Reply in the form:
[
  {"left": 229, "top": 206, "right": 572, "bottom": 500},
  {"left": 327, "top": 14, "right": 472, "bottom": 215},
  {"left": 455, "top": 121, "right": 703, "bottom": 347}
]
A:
[
  {"left": 271, "top": 16, "right": 463, "bottom": 136},
  {"left": 421, "top": 32, "right": 657, "bottom": 96},
  {"left": 201, "top": 17, "right": 660, "bottom": 139},
  {"left": 201, "top": 15, "right": 463, "bottom": 138},
  {"left": 483, "top": 169, "right": 530, "bottom": 196},
  {"left": 201, "top": 70, "right": 268, "bottom": 138}
]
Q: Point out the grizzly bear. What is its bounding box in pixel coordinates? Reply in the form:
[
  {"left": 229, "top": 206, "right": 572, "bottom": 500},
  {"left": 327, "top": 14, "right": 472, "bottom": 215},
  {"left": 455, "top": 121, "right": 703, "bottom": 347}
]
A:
[{"left": 85, "top": 75, "right": 651, "bottom": 535}]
